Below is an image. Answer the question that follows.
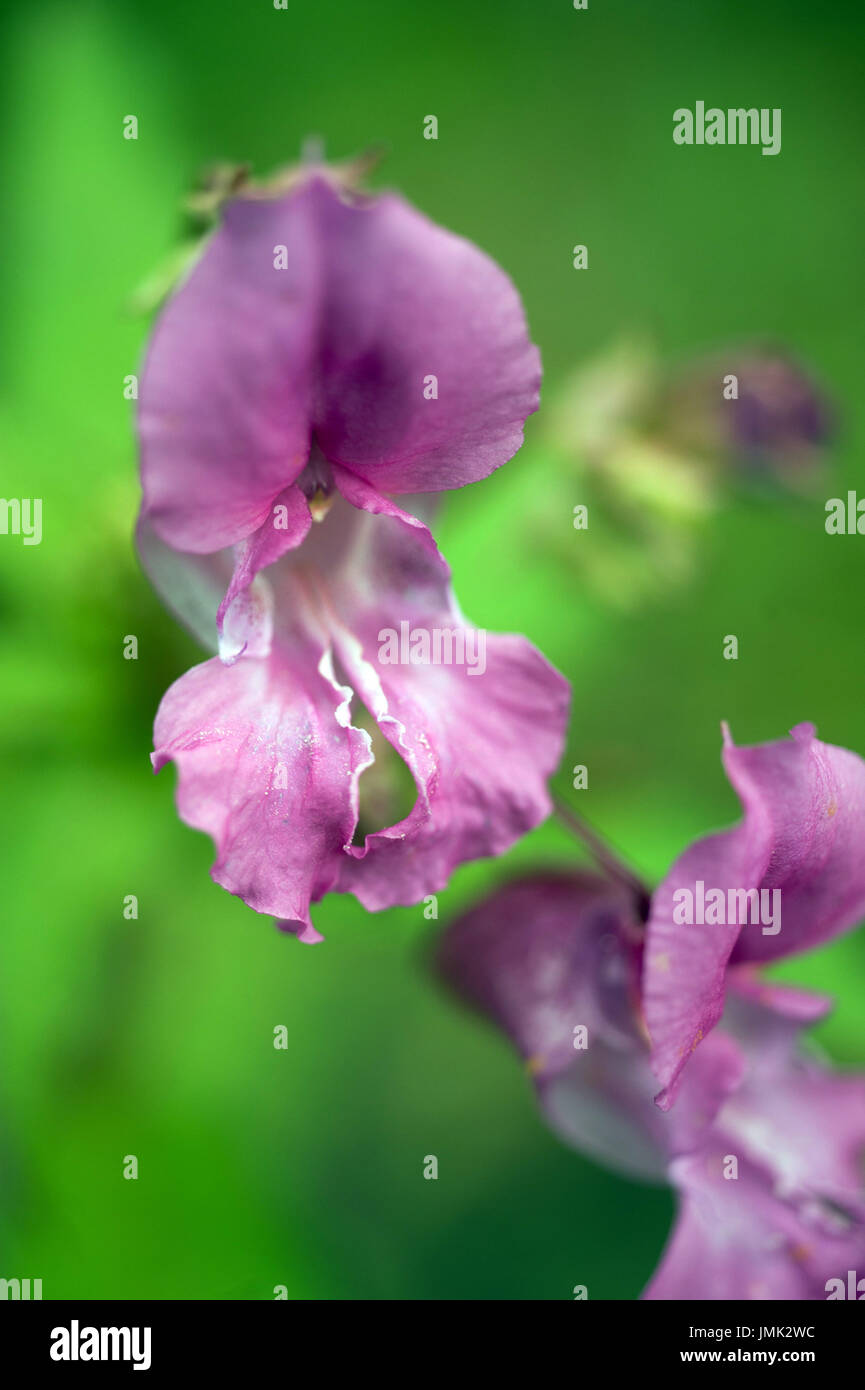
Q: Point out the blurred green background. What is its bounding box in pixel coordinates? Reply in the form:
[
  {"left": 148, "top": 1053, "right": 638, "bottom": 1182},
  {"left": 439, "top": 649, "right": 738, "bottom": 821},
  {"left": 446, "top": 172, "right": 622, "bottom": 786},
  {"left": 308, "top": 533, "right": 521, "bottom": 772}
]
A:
[{"left": 1, "top": 0, "right": 864, "bottom": 1300}]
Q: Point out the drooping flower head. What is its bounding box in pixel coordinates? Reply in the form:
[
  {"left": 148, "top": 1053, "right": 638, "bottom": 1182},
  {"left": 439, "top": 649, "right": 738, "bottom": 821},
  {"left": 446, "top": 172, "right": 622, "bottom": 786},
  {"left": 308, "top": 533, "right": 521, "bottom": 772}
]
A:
[
  {"left": 437, "top": 722, "right": 865, "bottom": 1299},
  {"left": 135, "top": 162, "right": 568, "bottom": 939}
]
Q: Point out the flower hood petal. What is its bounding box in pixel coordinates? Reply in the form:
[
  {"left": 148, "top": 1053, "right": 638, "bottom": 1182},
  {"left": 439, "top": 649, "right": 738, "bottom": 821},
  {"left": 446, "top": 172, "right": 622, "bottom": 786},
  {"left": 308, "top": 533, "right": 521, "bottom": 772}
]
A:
[{"left": 138, "top": 174, "right": 540, "bottom": 563}]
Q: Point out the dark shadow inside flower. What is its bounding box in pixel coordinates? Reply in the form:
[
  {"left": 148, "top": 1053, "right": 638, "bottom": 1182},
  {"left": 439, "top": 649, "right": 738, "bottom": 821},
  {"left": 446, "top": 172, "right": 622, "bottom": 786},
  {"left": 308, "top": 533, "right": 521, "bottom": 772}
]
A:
[
  {"left": 809, "top": 1196, "right": 859, "bottom": 1235},
  {"left": 344, "top": 693, "right": 419, "bottom": 845}
]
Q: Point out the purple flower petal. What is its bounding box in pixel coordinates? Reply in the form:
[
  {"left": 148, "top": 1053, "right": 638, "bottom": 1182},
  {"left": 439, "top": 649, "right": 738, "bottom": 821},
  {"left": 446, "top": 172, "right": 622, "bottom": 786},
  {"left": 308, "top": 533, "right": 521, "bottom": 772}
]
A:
[
  {"left": 152, "top": 645, "right": 372, "bottom": 938},
  {"left": 437, "top": 873, "right": 644, "bottom": 1080},
  {"left": 721, "top": 989, "right": 865, "bottom": 1206},
  {"left": 334, "top": 630, "right": 569, "bottom": 906},
  {"left": 138, "top": 182, "right": 320, "bottom": 553},
  {"left": 216, "top": 484, "right": 312, "bottom": 637},
  {"left": 138, "top": 175, "right": 540, "bottom": 569},
  {"left": 726, "top": 968, "right": 834, "bottom": 1025},
  {"left": 316, "top": 514, "right": 570, "bottom": 908},
  {"left": 438, "top": 873, "right": 742, "bottom": 1180},
  {"left": 439, "top": 872, "right": 865, "bottom": 1299},
  {"left": 437, "top": 871, "right": 668, "bottom": 1179},
  {"left": 646, "top": 974, "right": 865, "bottom": 1299},
  {"left": 644, "top": 1151, "right": 865, "bottom": 1301},
  {"left": 542, "top": 1031, "right": 744, "bottom": 1185},
  {"left": 137, "top": 516, "right": 233, "bottom": 653},
  {"left": 644, "top": 721, "right": 865, "bottom": 1109},
  {"left": 310, "top": 181, "right": 541, "bottom": 495},
  {"left": 149, "top": 500, "right": 568, "bottom": 934},
  {"left": 330, "top": 464, "right": 443, "bottom": 563}
]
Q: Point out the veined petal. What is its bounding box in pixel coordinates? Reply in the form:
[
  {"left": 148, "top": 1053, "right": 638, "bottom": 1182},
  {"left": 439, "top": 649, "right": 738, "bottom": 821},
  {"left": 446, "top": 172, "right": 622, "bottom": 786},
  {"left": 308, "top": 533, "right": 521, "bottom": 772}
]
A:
[
  {"left": 151, "top": 644, "right": 372, "bottom": 938},
  {"left": 145, "top": 497, "right": 569, "bottom": 931}
]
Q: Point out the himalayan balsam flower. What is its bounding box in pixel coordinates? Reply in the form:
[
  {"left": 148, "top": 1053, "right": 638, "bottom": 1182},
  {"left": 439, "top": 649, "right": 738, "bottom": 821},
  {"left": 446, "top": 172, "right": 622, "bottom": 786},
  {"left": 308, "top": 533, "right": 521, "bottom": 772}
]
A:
[
  {"left": 136, "top": 169, "right": 569, "bottom": 939},
  {"left": 438, "top": 723, "right": 865, "bottom": 1299}
]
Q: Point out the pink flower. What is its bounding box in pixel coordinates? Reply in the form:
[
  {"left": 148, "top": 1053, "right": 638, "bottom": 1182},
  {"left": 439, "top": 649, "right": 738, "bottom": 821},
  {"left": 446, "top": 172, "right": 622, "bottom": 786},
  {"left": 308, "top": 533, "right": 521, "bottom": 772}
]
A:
[
  {"left": 135, "top": 168, "right": 568, "bottom": 939},
  {"left": 437, "top": 721, "right": 865, "bottom": 1298}
]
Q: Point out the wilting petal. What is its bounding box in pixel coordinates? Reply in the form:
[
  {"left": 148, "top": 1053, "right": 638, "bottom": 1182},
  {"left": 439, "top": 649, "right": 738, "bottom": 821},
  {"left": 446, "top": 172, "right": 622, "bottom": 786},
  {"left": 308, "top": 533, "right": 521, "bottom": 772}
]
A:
[
  {"left": 152, "top": 644, "right": 372, "bottom": 937},
  {"left": 139, "top": 174, "right": 540, "bottom": 565},
  {"left": 644, "top": 721, "right": 865, "bottom": 1108},
  {"left": 644, "top": 1151, "right": 865, "bottom": 1301}
]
